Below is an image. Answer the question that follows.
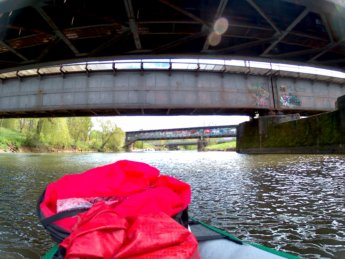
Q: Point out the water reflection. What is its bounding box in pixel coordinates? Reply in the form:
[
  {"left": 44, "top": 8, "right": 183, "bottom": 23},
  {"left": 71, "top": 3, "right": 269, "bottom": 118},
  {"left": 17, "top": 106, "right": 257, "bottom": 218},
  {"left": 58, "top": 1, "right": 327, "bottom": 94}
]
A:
[{"left": 0, "top": 152, "right": 344, "bottom": 258}]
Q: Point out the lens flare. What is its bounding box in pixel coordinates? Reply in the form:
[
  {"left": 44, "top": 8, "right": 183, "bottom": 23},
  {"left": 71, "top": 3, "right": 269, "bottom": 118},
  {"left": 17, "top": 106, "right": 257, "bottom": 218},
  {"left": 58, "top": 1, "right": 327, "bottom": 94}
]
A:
[
  {"left": 213, "top": 17, "right": 229, "bottom": 35},
  {"left": 208, "top": 31, "right": 222, "bottom": 46}
]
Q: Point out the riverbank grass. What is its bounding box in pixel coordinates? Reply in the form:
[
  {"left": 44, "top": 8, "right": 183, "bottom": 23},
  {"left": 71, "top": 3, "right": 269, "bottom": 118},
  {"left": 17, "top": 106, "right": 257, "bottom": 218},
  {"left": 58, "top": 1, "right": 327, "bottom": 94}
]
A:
[
  {"left": 205, "top": 140, "right": 236, "bottom": 151},
  {"left": 0, "top": 127, "right": 26, "bottom": 151}
]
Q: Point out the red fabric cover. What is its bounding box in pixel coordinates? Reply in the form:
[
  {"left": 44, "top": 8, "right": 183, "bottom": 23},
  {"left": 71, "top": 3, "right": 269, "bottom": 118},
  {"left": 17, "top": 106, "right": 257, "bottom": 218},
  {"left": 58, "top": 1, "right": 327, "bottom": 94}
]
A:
[
  {"left": 60, "top": 202, "right": 200, "bottom": 259},
  {"left": 40, "top": 160, "right": 191, "bottom": 232}
]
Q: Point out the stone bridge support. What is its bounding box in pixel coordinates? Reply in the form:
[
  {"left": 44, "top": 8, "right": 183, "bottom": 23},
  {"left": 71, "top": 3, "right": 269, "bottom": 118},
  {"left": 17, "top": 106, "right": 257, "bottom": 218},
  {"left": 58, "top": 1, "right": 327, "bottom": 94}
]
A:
[
  {"left": 124, "top": 143, "right": 134, "bottom": 152},
  {"left": 236, "top": 95, "right": 345, "bottom": 154},
  {"left": 197, "top": 138, "right": 208, "bottom": 152}
]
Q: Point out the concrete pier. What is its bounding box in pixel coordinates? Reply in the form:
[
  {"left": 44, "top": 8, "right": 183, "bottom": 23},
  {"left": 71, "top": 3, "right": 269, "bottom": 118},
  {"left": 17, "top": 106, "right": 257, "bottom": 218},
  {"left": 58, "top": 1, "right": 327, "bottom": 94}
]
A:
[{"left": 236, "top": 96, "right": 345, "bottom": 154}]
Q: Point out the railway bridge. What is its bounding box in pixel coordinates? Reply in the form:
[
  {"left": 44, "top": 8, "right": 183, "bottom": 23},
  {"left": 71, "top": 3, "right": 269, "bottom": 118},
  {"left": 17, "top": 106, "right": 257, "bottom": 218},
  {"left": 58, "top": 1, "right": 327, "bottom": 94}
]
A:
[
  {"left": 125, "top": 125, "right": 237, "bottom": 151},
  {"left": 1, "top": 0, "right": 345, "bottom": 119},
  {"left": 2, "top": 0, "right": 345, "bottom": 153},
  {"left": 1, "top": 58, "right": 345, "bottom": 118}
]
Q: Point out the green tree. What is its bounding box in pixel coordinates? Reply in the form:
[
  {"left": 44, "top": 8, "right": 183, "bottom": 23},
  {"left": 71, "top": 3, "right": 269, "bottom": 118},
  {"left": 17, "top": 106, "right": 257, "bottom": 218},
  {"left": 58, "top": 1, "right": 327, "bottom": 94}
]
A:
[
  {"left": 96, "top": 119, "right": 125, "bottom": 151},
  {"left": 134, "top": 140, "right": 144, "bottom": 149},
  {"left": 18, "top": 118, "right": 28, "bottom": 132},
  {"left": 22, "top": 118, "right": 42, "bottom": 147},
  {"left": 40, "top": 118, "right": 72, "bottom": 148},
  {"left": 1, "top": 119, "right": 18, "bottom": 131},
  {"left": 106, "top": 127, "right": 125, "bottom": 151},
  {"left": 36, "top": 118, "right": 44, "bottom": 135},
  {"left": 67, "top": 117, "right": 92, "bottom": 146},
  {"left": 89, "top": 130, "right": 102, "bottom": 150}
]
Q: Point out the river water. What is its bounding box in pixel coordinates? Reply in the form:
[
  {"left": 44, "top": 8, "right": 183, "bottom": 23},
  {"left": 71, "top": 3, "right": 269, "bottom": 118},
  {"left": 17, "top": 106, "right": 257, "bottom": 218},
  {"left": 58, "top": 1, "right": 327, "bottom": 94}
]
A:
[{"left": 0, "top": 152, "right": 344, "bottom": 259}]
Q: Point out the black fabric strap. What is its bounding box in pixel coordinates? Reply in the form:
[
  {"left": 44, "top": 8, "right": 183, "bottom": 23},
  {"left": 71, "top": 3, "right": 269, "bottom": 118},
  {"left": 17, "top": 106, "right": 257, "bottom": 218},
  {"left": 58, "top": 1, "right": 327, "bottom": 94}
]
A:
[
  {"left": 41, "top": 208, "right": 88, "bottom": 226},
  {"left": 173, "top": 209, "right": 189, "bottom": 228}
]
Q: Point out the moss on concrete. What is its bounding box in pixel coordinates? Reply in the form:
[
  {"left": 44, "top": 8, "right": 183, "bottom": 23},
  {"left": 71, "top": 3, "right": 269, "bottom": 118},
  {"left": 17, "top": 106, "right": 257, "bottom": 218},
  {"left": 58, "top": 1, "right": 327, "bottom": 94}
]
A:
[{"left": 237, "top": 109, "right": 345, "bottom": 154}]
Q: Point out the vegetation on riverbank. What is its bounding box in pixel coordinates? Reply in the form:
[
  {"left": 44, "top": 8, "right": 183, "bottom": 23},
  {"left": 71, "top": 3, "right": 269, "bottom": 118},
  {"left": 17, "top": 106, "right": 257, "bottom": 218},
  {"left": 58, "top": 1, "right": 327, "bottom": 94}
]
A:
[
  {"left": 1, "top": 118, "right": 236, "bottom": 153},
  {"left": 0, "top": 117, "right": 125, "bottom": 153},
  {"left": 0, "top": 127, "right": 26, "bottom": 152},
  {"left": 205, "top": 140, "right": 236, "bottom": 151}
]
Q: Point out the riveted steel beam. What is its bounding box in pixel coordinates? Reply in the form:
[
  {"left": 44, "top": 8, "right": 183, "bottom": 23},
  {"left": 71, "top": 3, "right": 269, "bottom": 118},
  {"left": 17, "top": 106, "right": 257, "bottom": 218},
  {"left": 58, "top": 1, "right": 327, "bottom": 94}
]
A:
[
  {"left": 246, "top": 0, "right": 281, "bottom": 34},
  {"left": 34, "top": 6, "right": 80, "bottom": 55},
  {"left": 123, "top": 0, "right": 142, "bottom": 50},
  {"left": 0, "top": 41, "right": 28, "bottom": 61},
  {"left": 159, "top": 0, "right": 210, "bottom": 28},
  {"left": 261, "top": 8, "right": 309, "bottom": 56}
]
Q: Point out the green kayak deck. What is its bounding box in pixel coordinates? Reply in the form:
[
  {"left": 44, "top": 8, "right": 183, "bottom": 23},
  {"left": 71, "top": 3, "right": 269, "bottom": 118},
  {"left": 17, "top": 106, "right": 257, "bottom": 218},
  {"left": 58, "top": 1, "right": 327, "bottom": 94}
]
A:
[
  {"left": 43, "top": 219, "right": 300, "bottom": 259},
  {"left": 190, "top": 219, "right": 300, "bottom": 259}
]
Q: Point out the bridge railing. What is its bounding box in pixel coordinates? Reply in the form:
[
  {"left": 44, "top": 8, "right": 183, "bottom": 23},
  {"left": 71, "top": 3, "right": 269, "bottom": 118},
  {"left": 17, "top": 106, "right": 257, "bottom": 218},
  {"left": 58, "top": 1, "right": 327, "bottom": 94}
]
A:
[{"left": 1, "top": 57, "right": 345, "bottom": 84}]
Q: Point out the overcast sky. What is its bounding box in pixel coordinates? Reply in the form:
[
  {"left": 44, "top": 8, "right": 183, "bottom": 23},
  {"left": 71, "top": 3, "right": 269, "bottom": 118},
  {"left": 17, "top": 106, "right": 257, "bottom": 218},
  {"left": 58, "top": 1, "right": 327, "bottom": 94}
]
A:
[{"left": 92, "top": 115, "right": 249, "bottom": 132}]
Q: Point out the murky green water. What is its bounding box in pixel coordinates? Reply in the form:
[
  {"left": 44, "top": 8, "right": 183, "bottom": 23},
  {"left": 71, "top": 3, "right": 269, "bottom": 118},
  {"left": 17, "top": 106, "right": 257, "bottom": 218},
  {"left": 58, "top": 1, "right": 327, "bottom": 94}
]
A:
[{"left": 0, "top": 152, "right": 344, "bottom": 258}]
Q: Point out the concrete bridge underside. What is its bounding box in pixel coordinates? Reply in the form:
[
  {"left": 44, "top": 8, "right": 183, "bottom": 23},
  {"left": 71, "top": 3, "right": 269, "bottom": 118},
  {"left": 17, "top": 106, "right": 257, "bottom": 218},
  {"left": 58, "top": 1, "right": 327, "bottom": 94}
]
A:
[{"left": 1, "top": 70, "right": 345, "bottom": 118}]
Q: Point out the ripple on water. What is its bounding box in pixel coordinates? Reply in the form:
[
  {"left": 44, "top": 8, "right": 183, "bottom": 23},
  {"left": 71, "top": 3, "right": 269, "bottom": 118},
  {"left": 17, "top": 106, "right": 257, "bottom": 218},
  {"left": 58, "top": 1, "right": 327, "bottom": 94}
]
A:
[{"left": 0, "top": 152, "right": 344, "bottom": 258}]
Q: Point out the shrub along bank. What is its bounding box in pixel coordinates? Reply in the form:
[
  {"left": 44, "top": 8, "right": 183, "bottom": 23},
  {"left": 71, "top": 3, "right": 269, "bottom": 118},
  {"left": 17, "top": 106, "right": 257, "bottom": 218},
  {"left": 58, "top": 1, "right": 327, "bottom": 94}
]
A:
[{"left": 0, "top": 117, "right": 125, "bottom": 153}]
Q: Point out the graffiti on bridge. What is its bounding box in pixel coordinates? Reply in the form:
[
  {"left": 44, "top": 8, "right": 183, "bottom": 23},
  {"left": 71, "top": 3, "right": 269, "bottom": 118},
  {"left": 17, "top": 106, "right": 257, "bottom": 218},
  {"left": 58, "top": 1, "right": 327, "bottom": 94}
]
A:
[
  {"left": 279, "top": 84, "right": 301, "bottom": 107},
  {"left": 249, "top": 81, "right": 270, "bottom": 107},
  {"left": 126, "top": 127, "right": 236, "bottom": 142}
]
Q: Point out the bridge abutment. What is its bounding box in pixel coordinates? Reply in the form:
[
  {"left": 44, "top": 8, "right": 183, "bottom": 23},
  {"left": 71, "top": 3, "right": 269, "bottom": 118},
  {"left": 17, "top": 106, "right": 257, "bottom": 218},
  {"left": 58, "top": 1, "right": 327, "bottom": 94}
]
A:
[
  {"left": 236, "top": 95, "right": 345, "bottom": 154},
  {"left": 197, "top": 138, "right": 208, "bottom": 152},
  {"left": 124, "top": 143, "right": 134, "bottom": 152}
]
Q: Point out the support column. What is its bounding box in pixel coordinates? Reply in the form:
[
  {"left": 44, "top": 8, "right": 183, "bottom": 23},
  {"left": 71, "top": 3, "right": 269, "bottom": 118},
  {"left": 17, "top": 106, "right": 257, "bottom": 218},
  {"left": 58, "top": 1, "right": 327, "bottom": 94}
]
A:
[
  {"left": 197, "top": 137, "right": 207, "bottom": 152},
  {"left": 125, "top": 143, "right": 134, "bottom": 152},
  {"left": 236, "top": 95, "right": 345, "bottom": 154}
]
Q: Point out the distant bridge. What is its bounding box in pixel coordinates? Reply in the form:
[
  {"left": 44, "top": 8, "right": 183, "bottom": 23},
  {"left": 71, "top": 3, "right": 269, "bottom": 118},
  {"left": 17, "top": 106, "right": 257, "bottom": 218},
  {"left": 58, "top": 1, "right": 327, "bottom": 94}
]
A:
[{"left": 125, "top": 125, "right": 237, "bottom": 151}]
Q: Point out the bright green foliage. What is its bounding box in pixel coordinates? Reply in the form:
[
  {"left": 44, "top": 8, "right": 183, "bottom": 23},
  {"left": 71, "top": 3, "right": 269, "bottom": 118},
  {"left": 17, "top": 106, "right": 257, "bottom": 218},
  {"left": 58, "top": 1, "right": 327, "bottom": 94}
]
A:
[
  {"left": 67, "top": 117, "right": 92, "bottom": 146},
  {"left": 18, "top": 118, "right": 39, "bottom": 134},
  {"left": 132, "top": 141, "right": 155, "bottom": 150},
  {"left": 134, "top": 141, "right": 144, "bottom": 149},
  {"left": 88, "top": 130, "right": 102, "bottom": 150},
  {"left": 95, "top": 119, "right": 125, "bottom": 151},
  {"left": 0, "top": 117, "right": 125, "bottom": 152},
  {"left": 143, "top": 142, "right": 155, "bottom": 150},
  {"left": 0, "top": 118, "right": 43, "bottom": 148},
  {"left": 0, "top": 119, "right": 19, "bottom": 131},
  {"left": 106, "top": 127, "right": 125, "bottom": 151},
  {"left": 205, "top": 140, "right": 236, "bottom": 151},
  {"left": 208, "top": 138, "right": 218, "bottom": 145},
  {"left": 0, "top": 127, "right": 26, "bottom": 150},
  {"left": 183, "top": 145, "right": 197, "bottom": 150},
  {"left": 21, "top": 118, "right": 44, "bottom": 148},
  {"left": 40, "top": 118, "right": 72, "bottom": 148}
]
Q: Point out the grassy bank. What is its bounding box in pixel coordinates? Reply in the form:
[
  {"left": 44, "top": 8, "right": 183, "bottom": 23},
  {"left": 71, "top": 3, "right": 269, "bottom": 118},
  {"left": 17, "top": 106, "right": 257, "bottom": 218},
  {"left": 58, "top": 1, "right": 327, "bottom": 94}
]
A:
[
  {"left": 1, "top": 126, "right": 237, "bottom": 153},
  {"left": 0, "top": 127, "right": 96, "bottom": 153},
  {"left": 0, "top": 127, "right": 26, "bottom": 152},
  {"left": 205, "top": 140, "right": 236, "bottom": 151}
]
